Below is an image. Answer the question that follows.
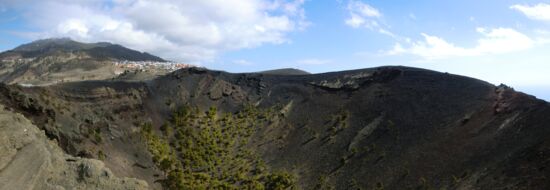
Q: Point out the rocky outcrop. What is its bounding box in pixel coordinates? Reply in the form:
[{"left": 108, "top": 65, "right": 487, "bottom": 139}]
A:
[
  {"left": 207, "top": 80, "right": 246, "bottom": 102},
  {"left": 0, "top": 104, "right": 148, "bottom": 190},
  {"left": 309, "top": 68, "right": 402, "bottom": 91}
]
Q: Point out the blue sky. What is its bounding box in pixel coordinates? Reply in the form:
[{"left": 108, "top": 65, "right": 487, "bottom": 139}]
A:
[{"left": 1, "top": 0, "right": 550, "bottom": 101}]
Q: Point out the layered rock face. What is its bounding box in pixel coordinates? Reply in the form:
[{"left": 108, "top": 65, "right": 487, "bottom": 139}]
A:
[{"left": 0, "top": 104, "right": 148, "bottom": 190}]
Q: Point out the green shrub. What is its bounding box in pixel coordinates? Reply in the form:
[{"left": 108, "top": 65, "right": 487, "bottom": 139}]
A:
[
  {"left": 141, "top": 105, "right": 297, "bottom": 189},
  {"left": 93, "top": 129, "right": 102, "bottom": 144},
  {"left": 263, "top": 172, "right": 296, "bottom": 190},
  {"left": 97, "top": 150, "right": 106, "bottom": 161}
]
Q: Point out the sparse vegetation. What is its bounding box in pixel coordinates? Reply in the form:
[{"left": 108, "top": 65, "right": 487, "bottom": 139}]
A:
[
  {"left": 97, "top": 150, "right": 106, "bottom": 161},
  {"left": 314, "top": 175, "right": 335, "bottom": 190},
  {"left": 322, "top": 110, "right": 350, "bottom": 144},
  {"left": 302, "top": 127, "right": 319, "bottom": 145},
  {"left": 375, "top": 182, "right": 384, "bottom": 190},
  {"left": 141, "top": 105, "right": 297, "bottom": 189},
  {"left": 329, "top": 111, "right": 350, "bottom": 135},
  {"left": 92, "top": 128, "right": 102, "bottom": 144}
]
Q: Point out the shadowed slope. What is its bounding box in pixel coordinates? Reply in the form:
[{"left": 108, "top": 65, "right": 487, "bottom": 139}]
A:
[{"left": 1, "top": 66, "right": 548, "bottom": 189}]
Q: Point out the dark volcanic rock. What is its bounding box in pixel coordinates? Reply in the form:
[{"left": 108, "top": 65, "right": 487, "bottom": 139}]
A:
[{"left": 1, "top": 66, "right": 549, "bottom": 189}]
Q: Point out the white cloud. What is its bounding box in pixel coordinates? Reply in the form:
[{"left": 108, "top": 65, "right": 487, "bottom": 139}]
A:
[
  {"left": 3, "top": 0, "right": 308, "bottom": 63},
  {"left": 345, "top": 13, "right": 366, "bottom": 28},
  {"left": 345, "top": 1, "right": 381, "bottom": 28},
  {"left": 344, "top": 0, "right": 395, "bottom": 38},
  {"left": 511, "top": 3, "right": 550, "bottom": 21},
  {"left": 348, "top": 1, "right": 380, "bottom": 18},
  {"left": 378, "top": 28, "right": 397, "bottom": 38},
  {"left": 296, "top": 59, "right": 332, "bottom": 65},
  {"left": 387, "top": 28, "right": 535, "bottom": 60}
]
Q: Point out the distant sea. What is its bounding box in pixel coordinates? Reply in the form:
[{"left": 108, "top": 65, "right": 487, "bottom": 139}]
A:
[{"left": 516, "top": 86, "right": 550, "bottom": 102}]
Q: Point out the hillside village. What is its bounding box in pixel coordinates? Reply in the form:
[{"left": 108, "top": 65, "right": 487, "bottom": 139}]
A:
[{"left": 114, "top": 60, "right": 194, "bottom": 74}]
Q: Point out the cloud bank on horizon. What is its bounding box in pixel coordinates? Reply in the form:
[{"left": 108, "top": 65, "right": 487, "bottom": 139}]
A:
[
  {"left": 1, "top": 0, "right": 550, "bottom": 63},
  {"left": 0, "top": 0, "right": 307, "bottom": 62},
  {"left": 342, "top": 1, "right": 550, "bottom": 61}
]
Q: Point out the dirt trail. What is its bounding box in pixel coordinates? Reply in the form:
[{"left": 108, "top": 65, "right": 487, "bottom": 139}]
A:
[{"left": 0, "top": 142, "right": 48, "bottom": 190}]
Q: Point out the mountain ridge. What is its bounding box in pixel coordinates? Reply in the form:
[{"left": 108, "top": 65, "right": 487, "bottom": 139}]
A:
[
  {"left": 0, "top": 39, "right": 549, "bottom": 189},
  {"left": 2, "top": 38, "right": 166, "bottom": 62},
  {"left": 0, "top": 38, "right": 192, "bottom": 86},
  {"left": 258, "top": 68, "right": 311, "bottom": 75}
]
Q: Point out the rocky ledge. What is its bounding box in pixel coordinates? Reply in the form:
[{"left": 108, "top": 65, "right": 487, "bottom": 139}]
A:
[{"left": 0, "top": 104, "right": 148, "bottom": 190}]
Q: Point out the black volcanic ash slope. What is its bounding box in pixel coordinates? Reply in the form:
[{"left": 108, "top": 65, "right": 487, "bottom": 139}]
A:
[{"left": 1, "top": 66, "right": 549, "bottom": 189}]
